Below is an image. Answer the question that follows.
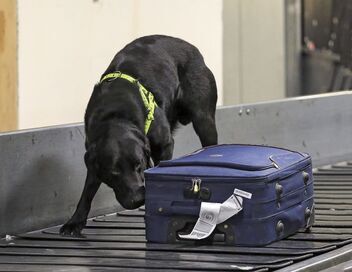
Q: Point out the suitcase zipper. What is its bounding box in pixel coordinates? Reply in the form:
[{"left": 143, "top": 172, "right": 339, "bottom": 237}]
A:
[{"left": 145, "top": 158, "right": 311, "bottom": 183}]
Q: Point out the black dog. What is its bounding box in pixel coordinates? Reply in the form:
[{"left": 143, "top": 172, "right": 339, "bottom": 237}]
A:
[{"left": 60, "top": 35, "right": 218, "bottom": 236}]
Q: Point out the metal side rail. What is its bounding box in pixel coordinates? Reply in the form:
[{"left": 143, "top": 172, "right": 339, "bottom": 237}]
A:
[{"left": 1, "top": 162, "right": 352, "bottom": 271}]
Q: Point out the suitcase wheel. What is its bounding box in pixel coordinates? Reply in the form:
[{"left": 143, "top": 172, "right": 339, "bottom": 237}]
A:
[
  {"left": 276, "top": 220, "right": 285, "bottom": 236},
  {"left": 303, "top": 171, "right": 310, "bottom": 185},
  {"left": 305, "top": 207, "right": 312, "bottom": 220},
  {"left": 275, "top": 183, "right": 283, "bottom": 199}
]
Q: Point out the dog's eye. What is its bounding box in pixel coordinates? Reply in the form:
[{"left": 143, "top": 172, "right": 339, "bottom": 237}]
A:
[{"left": 111, "top": 170, "right": 120, "bottom": 176}]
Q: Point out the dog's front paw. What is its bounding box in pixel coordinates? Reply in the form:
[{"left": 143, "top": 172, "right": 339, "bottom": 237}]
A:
[{"left": 59, "top": 220, "right": 86, "bottom": 237}]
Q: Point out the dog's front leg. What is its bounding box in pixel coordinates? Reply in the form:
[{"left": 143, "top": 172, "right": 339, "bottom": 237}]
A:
[{"left": 60, "top": 168, "right": 101, "bottom": 237}]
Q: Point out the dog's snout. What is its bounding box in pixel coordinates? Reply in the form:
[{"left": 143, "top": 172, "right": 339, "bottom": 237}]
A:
[
  {"left": 131, "top": 197, "right": 145, "bottom": 208},
  {"left": 132, "top": 186, "right": 145, "bottom": 206},
  {"left": 137, "top": 185, "right": 145, "bottom": 195},
  {"left": 118, "top": 186, "right": 145, "bottom": 210}
]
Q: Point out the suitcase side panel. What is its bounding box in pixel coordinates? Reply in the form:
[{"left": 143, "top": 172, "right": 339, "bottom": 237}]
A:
[
  {"left": 227, "top": 197, "right": 315, "bottom": 245},
  {"left": 145, "top": 197, "right": 314, "bottom": 246}
]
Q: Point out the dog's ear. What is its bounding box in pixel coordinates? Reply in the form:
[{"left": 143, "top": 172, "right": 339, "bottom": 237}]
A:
[
  {"left": 143, "top": 140, "right": 154, "bottom": 168},
  {"left": 131, "top": 126, "right": 150, "bottom": 158},
  {"left": 129, "top": 126, "right": 152, "bottom": 167},
  {"left": 144, "top": 141, "right": 151, "bottom": 158}
]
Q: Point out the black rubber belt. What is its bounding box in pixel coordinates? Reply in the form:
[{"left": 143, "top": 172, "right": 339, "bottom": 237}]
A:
[{"left": 0, "top": 161, "right": 352, "bottom": 271}]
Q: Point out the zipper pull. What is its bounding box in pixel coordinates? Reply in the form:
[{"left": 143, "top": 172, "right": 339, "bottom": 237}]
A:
[
  {"left": 193, "top": 182, "right": 200, "bottom": 193},
  {"left": 269, "top": 156, "right": 280, "bottom": 169},
  {"left": 192, "top": 178, "right": 201, "bottom": 194}
]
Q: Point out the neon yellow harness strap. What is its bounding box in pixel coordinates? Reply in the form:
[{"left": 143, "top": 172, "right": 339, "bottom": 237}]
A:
[{"left": 100, "top": 71, "right": 158, "bottom": 134}]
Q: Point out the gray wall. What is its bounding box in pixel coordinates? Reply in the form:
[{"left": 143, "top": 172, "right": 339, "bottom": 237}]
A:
[
  {"left": 223, "top": 0, "right": 303, "bottom": 104},
  {"left": 1, "top": 92, "right": 352, "bottom": 236},
  {"left": 223, "top": 0, "right": 286, "bottom": 105},
  {"left": 285, "top": 0, "right": 302, "bottom": 97}
]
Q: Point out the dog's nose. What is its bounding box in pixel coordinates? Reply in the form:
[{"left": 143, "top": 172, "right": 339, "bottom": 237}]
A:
[
  {"left": 130, "top": 198, "right": 145, "bottom": 209},
  {"left": 130, "top": 186, "right": 145, "bottom": 207},
  {"left": 118, "top": 186, "right": 145, "bottom": 210},
  {"left": 132, "top": 186, "right": 145, "bottom": 206}
]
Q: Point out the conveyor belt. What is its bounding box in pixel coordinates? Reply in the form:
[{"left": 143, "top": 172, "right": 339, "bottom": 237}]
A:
[{"left": 1, "top": 162, "right": 352, "bottom": 271}]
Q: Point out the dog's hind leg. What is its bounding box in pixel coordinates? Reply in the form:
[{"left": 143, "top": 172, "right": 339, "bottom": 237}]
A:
[
  {"left": 192, "top": 114, "right": 218, "bottom": 147},
  {"left": 178, "top": 64, "right": 218, "bottom": 147}
]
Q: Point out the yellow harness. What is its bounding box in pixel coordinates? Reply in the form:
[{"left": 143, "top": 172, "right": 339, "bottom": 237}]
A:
[{"left": 100, "top": 71, "right": 158, "bottom": 135}]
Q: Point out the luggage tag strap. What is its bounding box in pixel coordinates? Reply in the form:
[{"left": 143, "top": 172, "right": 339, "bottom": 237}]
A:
[{"left": 178, "top": 188, "right": 252, "bottom": 240}]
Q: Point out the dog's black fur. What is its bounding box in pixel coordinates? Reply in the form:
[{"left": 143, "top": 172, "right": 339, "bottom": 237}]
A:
[{"left": 60, "top": 35, "right": 218, "bottom": 236}]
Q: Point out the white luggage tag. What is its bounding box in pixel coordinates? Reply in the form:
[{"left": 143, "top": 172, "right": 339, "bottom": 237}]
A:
[{"left": 178, "top": 188, "right": 251, "bottom": 240}]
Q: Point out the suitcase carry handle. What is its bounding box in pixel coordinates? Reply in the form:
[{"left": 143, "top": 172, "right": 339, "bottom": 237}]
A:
[
  {"left": 176, "top": 190, "right": 247, "bottom": 241},
  {"left": 168, "top": 216, "right": 234, "bottom": 245}
]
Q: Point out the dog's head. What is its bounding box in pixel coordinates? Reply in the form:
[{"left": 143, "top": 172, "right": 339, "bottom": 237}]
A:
[{"left": 86, "top": 126, "right": 151, "bottom": 209}]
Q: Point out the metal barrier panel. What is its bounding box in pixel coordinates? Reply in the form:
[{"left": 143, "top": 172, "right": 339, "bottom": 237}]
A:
[
  {"left": 0, "top": 124, "right": 120, "bottom": 236},
  {"left": 1, "top": 91, "right": 352, "bottom": 236}
]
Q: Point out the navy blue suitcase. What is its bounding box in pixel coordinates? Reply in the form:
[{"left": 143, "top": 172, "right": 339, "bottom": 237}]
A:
[{"left": 144, "top": 144, "right": 315, "bottom": 246}]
